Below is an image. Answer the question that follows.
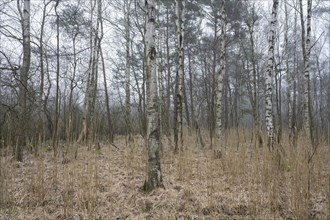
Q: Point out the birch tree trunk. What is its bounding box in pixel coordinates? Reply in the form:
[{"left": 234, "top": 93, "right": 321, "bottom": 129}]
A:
[
  {"left": 265, "top": 0, "right": 278, "bottom": 150},
  {"left": 174, "top": 0, "right": 185, "bottom": 153},
  {"left": 275, "top": 59, "right": 282, "bottom": 144},
  {"left": 328, "top": 26, "right": 330, "bottom": 146},
  {"left": 52, "top": 0, "right": 60, "bottom": 157},
  {"left": 143, "top": 0, "right": 164, "bottom": 192},
  {"left": 284, "top": 1, "right": 294, "bottom": 146},
  {"left": 299, "top": 0, "right": 313, "bottom": 146},
  {"left": 16, "top": 0, "right": 31, "bottom": 161},
  {"left": 38, "top": 0, "right": 51, "bottom": 106},
  {"left": 164, "top": 5, "right": 171, "bottom": 137},
  {"left": 215, "top": 0, "right": 226, "bottom": 153},
  {"left": 292, "top": 8, "right": 298, "bottom": 148},
  {"left": 125, "top": 0, "right": 132, "bottom": 145},
  {"left": 209, "top": 15, "right": 218, "bottom": 149}
]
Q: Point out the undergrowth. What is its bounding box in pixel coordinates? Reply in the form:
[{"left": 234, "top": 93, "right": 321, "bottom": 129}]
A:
[{"left": 0, "top": 130, "right": 329, "bottom": 219}]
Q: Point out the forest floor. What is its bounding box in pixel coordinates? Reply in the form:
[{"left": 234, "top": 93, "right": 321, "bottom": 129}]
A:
[{"left": 0, "top": 133, "right": 329, "bottom": 220}]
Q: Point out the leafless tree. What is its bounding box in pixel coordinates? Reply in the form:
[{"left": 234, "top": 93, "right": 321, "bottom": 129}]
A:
[
  {"left": 16, "top": 0, "right": 31, "bottom": 161},
  {"left": 143, "top": 0, "right": 164, "bottom": 192}
]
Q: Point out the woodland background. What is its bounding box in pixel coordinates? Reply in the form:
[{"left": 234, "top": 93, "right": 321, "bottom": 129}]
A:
[{"left": 0, "top": 0, "right": 329, "bottom": 219}]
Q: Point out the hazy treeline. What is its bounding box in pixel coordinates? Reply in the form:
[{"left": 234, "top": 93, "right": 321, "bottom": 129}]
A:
[{"left": 0, "top": 0, "right": 329, "bottom": 156}]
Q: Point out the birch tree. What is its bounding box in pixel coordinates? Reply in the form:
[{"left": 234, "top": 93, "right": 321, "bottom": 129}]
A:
[
  {"left": 284, "top": 1, "right": 294, "bottom": 146},
  {"left": 299, "top": 0, "right": 313, "bottom": 145},
  {"left": 174, "top": 0, "right": 185, "bottom": 153},
  {"left": 38, "top": 0, "right": 51, "bottom": 108},
  {"left": 16, "top": 0, "right": 31, "bottom": 161},
  {"left": 215, "top": 0, "right": 226, "bottom": 153},
  {"left": 163, "top": 4, "right": 173, "bottom": 137},
  {"left": 52, "top": 0, "right": 60, "bottom": 156},
  {"left": 265, "top": 0, "right": 278, "bottom": 150},
  {"left": 143, "top": 0, "right": 164, "bottom": 191},
  {"left": 292, "top": 5, "right": 299, "bottom": 148},
  {"left": 124, "top": 0, "right": 133, "bottom": 145}
]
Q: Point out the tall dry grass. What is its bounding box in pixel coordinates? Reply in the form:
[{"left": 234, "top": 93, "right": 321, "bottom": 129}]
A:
[{"left": 0, "top": 130, "right": 328, "bottom": 219}]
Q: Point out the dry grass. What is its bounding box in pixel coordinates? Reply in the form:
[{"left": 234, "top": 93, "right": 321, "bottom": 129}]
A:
[{"left": 0, "top": 130, "right": 329, "bottom": 220}]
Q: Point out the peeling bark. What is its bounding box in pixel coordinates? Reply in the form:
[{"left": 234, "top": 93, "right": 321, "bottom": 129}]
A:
[
  {"left": 174, "top": 0, "right": 185, "bottom": 153},
  {"left": 143, "top": 0, "right": 164, "bottom": 191},
  {"left": 265, "top": 0, "right": 278, "bottom": 150},
  {"left": 299, "top": 0, "right": 313, "bottom": 145},
  {"left": 215, "top": 0, "right": 226, "bottom": 152}
]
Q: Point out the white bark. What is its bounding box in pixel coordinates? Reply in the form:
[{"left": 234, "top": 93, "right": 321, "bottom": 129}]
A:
[
  {"left": 265, "top": 0, "right": 278, "bottom": 150},
  {"left": 304, "top": 0, "right": 313, "bottom": 144},
  {"left": 143, "top": 0, "right": 163, "bottom": 191},
  {"left": 52, "top": 0, "right": 60, "bottom": 156},
  {"left": 215, "top": 0, "right": 226, "bottom": 151},
  {"left": 125, "top": 0, "right": 132, "bottom": 143},
  {"left": 174, "top": 0, "right": 185, "bottom": 153},
  {"left": 299, "top": 0, "right": 313, "bottom": 145}
]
